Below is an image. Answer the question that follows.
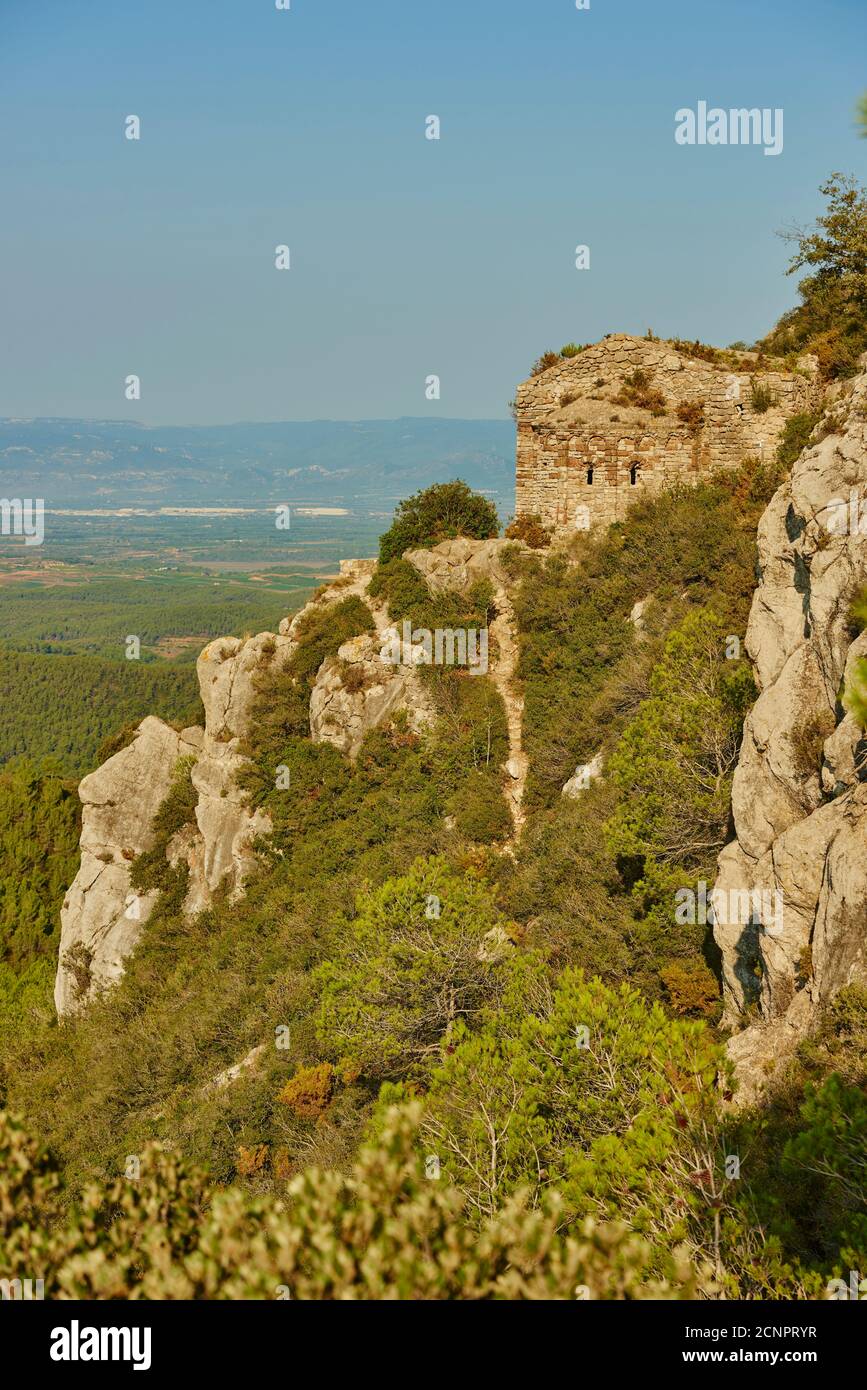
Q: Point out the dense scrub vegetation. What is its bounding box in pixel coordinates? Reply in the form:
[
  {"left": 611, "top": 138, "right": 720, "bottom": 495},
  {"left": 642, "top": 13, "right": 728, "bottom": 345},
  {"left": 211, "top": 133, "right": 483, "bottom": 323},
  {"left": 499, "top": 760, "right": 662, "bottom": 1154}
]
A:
[
  {"left": 2, "top": 464, "right": 864, "bottom": 1299},
  {"left": 0, "top": 1103, "right": 703, "bottom": 1299},
  {"left": 0, "top": 760, "right": 80, "bottom": 970},
  {"left": 0, "top": 760, "right": 82, "bottom": 1054}
]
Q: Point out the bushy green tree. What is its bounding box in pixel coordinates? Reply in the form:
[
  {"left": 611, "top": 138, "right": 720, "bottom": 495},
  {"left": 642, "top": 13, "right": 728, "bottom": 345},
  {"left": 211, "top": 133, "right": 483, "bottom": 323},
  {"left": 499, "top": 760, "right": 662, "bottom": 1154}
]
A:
[
  {"left": 782, "top": 1075, "right": 867, "bottom": 1260},
  {"left": 448, "top": 769, "right": 513, "bottom": 843},
  {"left": 421, "top": 969, "right": 730, "bottom": 1273},
  {"left": 315, "top": 858, "right": 514, "bottom": 1080},
  {"left": 776, "top": 411, "right": 822, "bottom": 469},
  {"left": 378, "top": 481, "right": 499, "bottom": 564},
  {"left": 763, "top": 173, "right": 867, "bottom": 377},
  {"left": 606, "top": 610, "right": 753, "bottom": 869},
  {"left": 604, "top": 609, "right": 753, "bottom": 965}
]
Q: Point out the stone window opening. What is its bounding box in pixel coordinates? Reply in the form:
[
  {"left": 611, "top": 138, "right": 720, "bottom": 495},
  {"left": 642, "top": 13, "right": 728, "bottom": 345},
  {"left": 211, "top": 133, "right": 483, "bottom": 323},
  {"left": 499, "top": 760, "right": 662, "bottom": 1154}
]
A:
[
  {"left": 629, "top": 462, "right": 640, "bottom": 485},
  {"left": 586, "top": 467, "right": 594, "bottom": 484}
]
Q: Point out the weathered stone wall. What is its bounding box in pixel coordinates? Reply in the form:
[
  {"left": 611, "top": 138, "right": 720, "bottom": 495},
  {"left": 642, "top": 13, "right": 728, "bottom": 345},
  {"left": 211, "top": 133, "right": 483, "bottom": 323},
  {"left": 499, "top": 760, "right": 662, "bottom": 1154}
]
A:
[{"left": 514, "top": 335, "right": 820, "bottom": 532}]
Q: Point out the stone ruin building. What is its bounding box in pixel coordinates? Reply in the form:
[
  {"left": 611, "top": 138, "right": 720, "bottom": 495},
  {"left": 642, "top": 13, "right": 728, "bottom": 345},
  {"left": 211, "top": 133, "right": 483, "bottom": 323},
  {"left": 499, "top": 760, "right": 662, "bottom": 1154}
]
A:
[{"left": 513, "top": 334, "right": 821, "bottom": 534}]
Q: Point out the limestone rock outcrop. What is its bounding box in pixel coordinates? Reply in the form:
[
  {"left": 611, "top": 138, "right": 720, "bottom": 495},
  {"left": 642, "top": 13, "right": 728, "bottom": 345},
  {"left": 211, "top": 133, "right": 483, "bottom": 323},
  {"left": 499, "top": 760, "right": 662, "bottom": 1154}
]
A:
[
  {"left": 562, "top": 750, "right": 605, "bottom": 799},
  {"left": 54, "top": 718, "right": 203, "bottom": 1016},
  {"left": 310, "top": 630, "right": 434, "bottom": 759},
  {"left": 713, "top": 363, "right": 867, "bottom": 1101},
  {"left": 188, "top": 629, "right": 295, "bottom": 913},
  {"left": 54, "top": 556, "right": 438, "bottom": 1014},
  {"left": 404, "top": 536, "right": 520, "bottom": 594}
]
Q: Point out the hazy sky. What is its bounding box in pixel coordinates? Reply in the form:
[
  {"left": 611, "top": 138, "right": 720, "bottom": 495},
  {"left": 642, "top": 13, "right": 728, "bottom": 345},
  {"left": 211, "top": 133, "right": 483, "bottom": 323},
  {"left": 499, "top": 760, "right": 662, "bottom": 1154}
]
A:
[{"left": 1, "top": 0, "right": 865, "bottom": 424}]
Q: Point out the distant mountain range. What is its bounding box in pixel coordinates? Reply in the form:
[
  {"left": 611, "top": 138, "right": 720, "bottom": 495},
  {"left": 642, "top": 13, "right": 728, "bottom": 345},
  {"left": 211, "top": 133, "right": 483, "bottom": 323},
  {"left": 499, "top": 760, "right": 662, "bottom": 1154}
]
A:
[{"left": 0, "top": 417, "right": 515, "bottom": 508}]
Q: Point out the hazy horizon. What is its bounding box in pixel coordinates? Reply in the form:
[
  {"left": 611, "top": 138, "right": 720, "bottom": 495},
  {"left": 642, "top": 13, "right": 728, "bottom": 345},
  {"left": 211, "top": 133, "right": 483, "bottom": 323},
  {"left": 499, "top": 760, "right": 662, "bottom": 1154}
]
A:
[{"left": 3, "top": 0, "right": 865, "bottom": 425}]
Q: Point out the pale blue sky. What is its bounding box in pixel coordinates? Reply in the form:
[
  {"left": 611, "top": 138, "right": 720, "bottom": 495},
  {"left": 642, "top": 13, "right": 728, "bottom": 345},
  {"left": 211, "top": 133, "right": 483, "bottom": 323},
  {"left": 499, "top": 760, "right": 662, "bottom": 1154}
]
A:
[{"left": 1, "top": 0, "right": 865, "bottom": 423}]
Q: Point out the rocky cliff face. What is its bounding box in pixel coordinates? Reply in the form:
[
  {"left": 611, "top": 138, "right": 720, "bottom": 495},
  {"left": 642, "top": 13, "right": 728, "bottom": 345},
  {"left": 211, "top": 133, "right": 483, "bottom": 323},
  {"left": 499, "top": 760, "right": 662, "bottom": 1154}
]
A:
[
  {"left": 307, "top": 559, "right": 434, "bottom": 760},
  {"left": 55, "top": 549, "right": 525, "bottom": 1015},
  {"left": 56, "top": 561, "right": 376, "bottom": 1014},
  {"left": 54, "top": 635, "right": 281, "bottom": 1016},
  {"left": 714, "top": 363, "right": 867, "bottom": 1101},
  {"left": 54, "top": 718, "right": 203, "bottom": 1016}
]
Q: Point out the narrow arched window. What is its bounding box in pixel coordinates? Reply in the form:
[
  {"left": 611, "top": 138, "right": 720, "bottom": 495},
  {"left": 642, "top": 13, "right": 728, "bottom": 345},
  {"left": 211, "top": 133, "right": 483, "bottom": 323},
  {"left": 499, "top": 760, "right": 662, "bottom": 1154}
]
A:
[
  {"left": 629, "top": 463, "right": 639, "bottom": 485},
  {"left": 586, "top": 467, "right": 593, "bottom": 485}
]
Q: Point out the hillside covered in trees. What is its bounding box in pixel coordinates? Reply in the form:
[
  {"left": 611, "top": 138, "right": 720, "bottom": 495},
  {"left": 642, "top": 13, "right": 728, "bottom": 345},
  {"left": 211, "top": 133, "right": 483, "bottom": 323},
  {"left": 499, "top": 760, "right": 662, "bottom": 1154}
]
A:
[
  {"left": 1, "top": 175, "right": 865, "bottom": 1302},
  {"left": 0, "top": 649, "right": 202, "bottom": 776}
]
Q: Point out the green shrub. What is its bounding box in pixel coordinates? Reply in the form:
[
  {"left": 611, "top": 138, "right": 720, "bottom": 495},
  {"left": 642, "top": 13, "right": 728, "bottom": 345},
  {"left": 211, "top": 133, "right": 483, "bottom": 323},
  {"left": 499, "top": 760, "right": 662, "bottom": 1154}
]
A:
[
  {"left": 531, "top": 350, "right": 560, "bottom": 376},
  {"left": 0, "top": 1105, "right": 703, "bottom": 1300},
  {"left": 749, "top": 382, "right": 777, "bottom": 413},
  {"left": 314, "top": 858, "right": 514, "bottom": 1081},
  {"left": 378, "top": 482, "right": 499, "bottom": 564},
  {"left": 614, "top": 370, "right": 668, "bottom": 416},
  {"left": 448, "top": 769, "right": 512, "bottom": 843},
  {"left": 776, "top": 411, "right": 822, "bottom": 469},
  {"left": 604, "top": 610, "right": 754, "bottom": 953},
  {"left": 421, "top": 970, "right": 729, "bottom": 1261},
  {"left": 277, "top": 1062, "right": 335, "bottom": 1119},
  {"left": 659, "top": 958, "right": 720, "bottom": 1018},
  {"left": 676, "top": 399, "right": 705, "bottom": 434},
  {"left": 760, "top": 173, "right": 867, "bottom": 379},
  {"left": 504, "top": 513, "right": 552, "bottom": 549},
  {"left": 130, "top": 757, "right": 198, "bottom": 896},
  {"left": 670, "top": 339, "right": 723, "bottom": 365}
]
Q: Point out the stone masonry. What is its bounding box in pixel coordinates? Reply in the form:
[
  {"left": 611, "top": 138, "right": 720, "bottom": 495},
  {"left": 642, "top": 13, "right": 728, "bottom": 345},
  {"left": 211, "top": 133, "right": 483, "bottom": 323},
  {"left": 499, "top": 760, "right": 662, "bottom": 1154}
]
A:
[{"left": 514, "top": 334, "right": 821, "bottom": 533}]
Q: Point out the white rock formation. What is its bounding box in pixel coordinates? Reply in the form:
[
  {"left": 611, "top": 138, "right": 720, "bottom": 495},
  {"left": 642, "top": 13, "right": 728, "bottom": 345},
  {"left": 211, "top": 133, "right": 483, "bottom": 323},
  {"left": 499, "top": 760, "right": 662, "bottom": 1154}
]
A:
[
  {"left": 310, "top": 630, "right": 434, "bottom": 759},
  {"left": 203, "top": 1043, "right": 266, "bottom": 1095},
  {"left": 562, "top": 750, "right": 605, "bottom": 798},
  {"left": 713, "top": 363, "right": 867, "bottom": 1101},
  {"left": 54, "top": 718, "right": 203, "bottom": 1016},
  {"left": 54, "top": 557, "right": 432, "bottom": 1014},
  {"left": 629, "top": 597, "right": 650, "bottom": 632},
  {"left": 187, "top": 630, "right": 294, "bottom": 913},
  {"left": 404, "top": 536, "right": 519, "bottom": 595}
]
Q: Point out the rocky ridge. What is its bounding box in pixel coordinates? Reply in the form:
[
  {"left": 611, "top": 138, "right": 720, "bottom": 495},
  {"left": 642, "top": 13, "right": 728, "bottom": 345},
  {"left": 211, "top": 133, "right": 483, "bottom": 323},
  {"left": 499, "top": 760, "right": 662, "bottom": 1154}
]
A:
[
  {"left": 713, "top": 362, "right": 867, "bottom": 1101},
  {"left": 55, "top": 546, "right": 527, "bottom": 1014}
]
